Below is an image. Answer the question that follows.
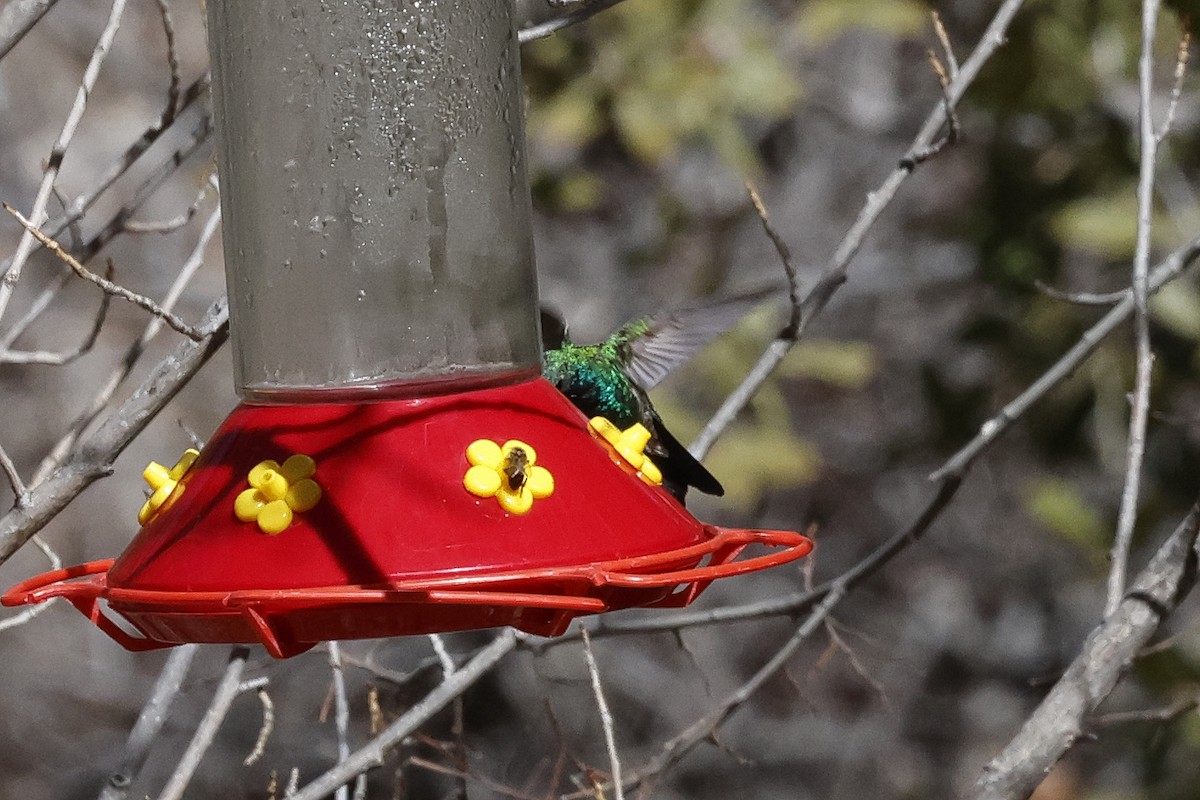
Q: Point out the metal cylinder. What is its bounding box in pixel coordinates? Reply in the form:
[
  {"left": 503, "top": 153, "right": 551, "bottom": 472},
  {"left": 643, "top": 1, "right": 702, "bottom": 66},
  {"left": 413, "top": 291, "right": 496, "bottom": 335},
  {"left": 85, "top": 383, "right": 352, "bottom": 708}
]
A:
[{"left": 206, "top": 0, "right": 540, "bottom": 401}]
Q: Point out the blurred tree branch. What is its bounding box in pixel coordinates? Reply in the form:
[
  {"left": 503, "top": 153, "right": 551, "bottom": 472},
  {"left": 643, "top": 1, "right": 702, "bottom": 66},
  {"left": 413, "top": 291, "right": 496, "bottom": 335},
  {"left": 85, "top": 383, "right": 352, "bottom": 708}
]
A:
[{"left": 973, "top": 500, "right": 1200, "bottom": 800}]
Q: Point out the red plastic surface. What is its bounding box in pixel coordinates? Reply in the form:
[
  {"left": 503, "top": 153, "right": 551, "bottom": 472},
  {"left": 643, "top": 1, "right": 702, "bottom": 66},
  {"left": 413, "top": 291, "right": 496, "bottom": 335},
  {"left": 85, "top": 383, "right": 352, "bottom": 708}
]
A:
[{"left": 3, "top": 377, "right": 813, "bottom": 657}]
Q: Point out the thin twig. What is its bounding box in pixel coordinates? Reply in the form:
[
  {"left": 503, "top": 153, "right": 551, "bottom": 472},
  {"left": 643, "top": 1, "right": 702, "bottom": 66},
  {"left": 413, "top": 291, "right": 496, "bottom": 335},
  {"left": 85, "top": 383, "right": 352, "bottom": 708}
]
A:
[
  {"left": 1034, "top": 280, "right": 1128, "bottom": 306},
  {"left": 691, "top": 0, "right": 1025, "bottom": 459},
  {"left": 98, "top": 644, "right": 199, "bottom": 800},
  {"left": 0, "top": 438, "right": 27, "bottom": 507},
  {"left": 567, "top": 588, "right": 847, "bottom": 799},
  {"left": 0, "top": 74, "right": 212, "bottom": 295},
  {"left": 150, "top": 0, "right": 182, "bottom": 122},
  {"left": 745, "top": 181, "right": 800, "bottom": 336},
  {"left": 1107, "top": 0, "right": 1163, "bottom": 618},
  {"left": 517, "top": 0, "right": 626, "bottom": 43},
  {"left": 156, "top": 646, "right": 250, "bottom": 800},
  {"left": 972, "top": 501, "right": 1200, "bottom": 799},
  {"left": 243, "top": 687, "right": 275, "bottom": 767},
  {"left": 406, "top": 756, "right": 536, "bottom": 800},
  {"left": 1089, "top": 694, "right": 1200, "bottom": 728},
  {"left": 901, "top": 44, "right": 961, "bottom": 168},
  {"left": 0, "top": 0, "right": 62, "bottom": 60},
  {"left": 1155, "top": 30, "right": 1191, "bottom": 145},
  {"left": 429, "top": 634, "right": 469, "bottom": 800},
  {"left": 581, "top": 628, "right": 624, "bottom": 800},
  {"left": 1, "top": 260, "right": 115, "bottom": 365},
  {"left": 124, "top": 175, "right": 214, "bottom": 234},
  {"left": 931, "top": 11, "right": 960, "bottom": 78},
  {"left": 328, "top": 641, "right": 354, "bottom": 800},
  {"left": 0, "top": 0, "right": 129, "bottom": 327},
  {"left": 0, "top": 534, "right": 60, "bottom": 632},
  {"left": 28, "top": 206, "right": 221, "bottom": 489},
  {"left": 0, "top": 295, "right": 227, "bottom": 565},
  {"left": 4, "top": 204, "right": 203, "bottom": 340},
  {"left": 288, "top": 630, "right": 519, "bottom": 800},
  {"left": 931, "top": 233, "right": 1200, "bottom": 483}
]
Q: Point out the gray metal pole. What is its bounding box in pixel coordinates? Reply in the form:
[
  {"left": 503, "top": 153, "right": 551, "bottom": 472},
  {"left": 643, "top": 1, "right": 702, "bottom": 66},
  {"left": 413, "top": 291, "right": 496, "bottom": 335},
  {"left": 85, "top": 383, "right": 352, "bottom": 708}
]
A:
[{"left": 207, "top": 1, "right": 540, "bottom": 401}]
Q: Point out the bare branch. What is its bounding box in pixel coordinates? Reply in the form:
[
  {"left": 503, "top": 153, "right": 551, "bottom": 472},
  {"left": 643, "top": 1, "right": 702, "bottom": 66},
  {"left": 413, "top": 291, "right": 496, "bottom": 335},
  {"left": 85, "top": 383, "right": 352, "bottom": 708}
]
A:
[
  {"left": 1156, "top": 30, "right": 1192, "bottom": 145},
  {"left": 517, "top": 0, "right": 626, "bottom": 44},
  {"left": 745, "top": 181, "right": 800, "bottom": 336},
  {"left": 900, "top": 47, "right": 960, "bottom": 169},
  {"left": 0, "top": 0, "right": 129, "bottom": 327},
  {"left": 0, "top": 0, "right": 61, "bottom": 61},
  {"left": 1107, "top": 0, "right": 1164, "bottom": 617},
  {"left": 931, "top": 233, "right": 1200, "bottom": 483},
  {"left": 124, "top": 175, "right": 215, "bottom": 235},
  {"left": 0, "top": 295, "right": 228, "bottom": 565},
  {"left": 972, "top": 501, "right": 1200, "bottom": 799},
  {"left": 931, "top": 10, "right": 960, "bottom": 78},
  {"left": 1034, "top": 280, "right": 1128, "bottom": 306},
  {"left": 288, "top": 630, "right": 519, "bottom": 800},
  {"left": 156, "top": 646, "right": 250, "bottom": 800},
  {"left": 1090, "top": 694, "right": 1200, "bottom": 728},
  {"left": 0, "top": 75, "right": 212, "bottom": 291},
  {"left": 327, "top": 641, "right": 356, "bottom": 800},
  {"left": 28, "top": 206, "right": 221, "bottom": 488},
  {"left": 691, "top": 0, "right": 1026, "bottom": 460},
  {"left": 581, "top": 628, "right": 624, "bottom": 800},
  {"left": 1, "top": 260, "right": 114, "bottom": 365},
  {"left": 243, "top": 687, "right": 275, "bottom": 767},
  {"left": 150, "top": 0, "right": 182, "bottom": 122},
  {"left": 98, "top": 644, "right": 199, "bottom": 800},
  {"left": 3, "top": 203, "right": 204, "bottom": 340},
  {"left": 0, "top": 438, "right": 27, "bottom": 507}
]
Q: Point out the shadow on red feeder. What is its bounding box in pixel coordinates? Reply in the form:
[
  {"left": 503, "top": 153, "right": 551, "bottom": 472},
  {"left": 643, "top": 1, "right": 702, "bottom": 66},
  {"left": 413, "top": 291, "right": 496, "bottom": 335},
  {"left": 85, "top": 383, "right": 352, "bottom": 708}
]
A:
[{"left": 3, "top": 378, "right": 812, "bottom": 658}]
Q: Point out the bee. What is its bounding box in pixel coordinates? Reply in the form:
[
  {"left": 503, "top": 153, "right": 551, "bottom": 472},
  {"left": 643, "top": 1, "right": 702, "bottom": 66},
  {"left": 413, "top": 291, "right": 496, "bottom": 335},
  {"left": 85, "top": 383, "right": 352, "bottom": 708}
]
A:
[{"left": 501, "top": 446, "right": 530, "bottom": 493}]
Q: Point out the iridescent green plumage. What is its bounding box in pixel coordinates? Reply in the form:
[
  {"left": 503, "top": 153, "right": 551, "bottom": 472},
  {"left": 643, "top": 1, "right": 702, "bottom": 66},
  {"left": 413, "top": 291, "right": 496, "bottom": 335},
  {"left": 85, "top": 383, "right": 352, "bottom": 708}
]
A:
[{"left": 541, "top": 286, "right": 780, "bottom": 502}]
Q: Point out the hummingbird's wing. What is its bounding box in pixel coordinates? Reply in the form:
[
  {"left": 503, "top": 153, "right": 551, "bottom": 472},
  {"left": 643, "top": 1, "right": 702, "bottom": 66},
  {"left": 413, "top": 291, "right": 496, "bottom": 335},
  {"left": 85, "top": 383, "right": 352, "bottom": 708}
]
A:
[{"left": 619, "top": 284, "right": 783, "bottom": 391}]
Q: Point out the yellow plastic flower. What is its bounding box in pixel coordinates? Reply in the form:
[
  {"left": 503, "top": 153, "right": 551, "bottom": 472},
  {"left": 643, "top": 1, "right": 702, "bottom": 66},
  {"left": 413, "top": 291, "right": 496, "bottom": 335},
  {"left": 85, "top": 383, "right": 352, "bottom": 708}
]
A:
[
  {"left": 138, "top": 448, "right": 200, "bottom": 525},
  {"left": 588, "top": 417, "right": 663, "bottom": 486},
  {"left": 463, "top": 438, "right": 554, "bottom": 515},
  {"left": 234, "top": 454, "right": 322, "bottom": 535}
]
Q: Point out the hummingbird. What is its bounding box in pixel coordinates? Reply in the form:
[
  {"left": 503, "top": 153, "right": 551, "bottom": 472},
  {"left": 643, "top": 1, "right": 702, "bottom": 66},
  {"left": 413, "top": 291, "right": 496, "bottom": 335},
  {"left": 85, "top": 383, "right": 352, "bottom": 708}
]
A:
[{"left": 541, "top": 285, "right": 780, "bottom": 503}]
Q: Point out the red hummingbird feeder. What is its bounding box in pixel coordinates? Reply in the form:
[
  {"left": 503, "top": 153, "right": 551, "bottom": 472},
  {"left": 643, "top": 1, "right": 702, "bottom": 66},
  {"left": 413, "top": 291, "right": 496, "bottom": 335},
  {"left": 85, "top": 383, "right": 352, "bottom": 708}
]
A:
[{"left": 2, "top": 1, "right": 811, "bottom": 658}]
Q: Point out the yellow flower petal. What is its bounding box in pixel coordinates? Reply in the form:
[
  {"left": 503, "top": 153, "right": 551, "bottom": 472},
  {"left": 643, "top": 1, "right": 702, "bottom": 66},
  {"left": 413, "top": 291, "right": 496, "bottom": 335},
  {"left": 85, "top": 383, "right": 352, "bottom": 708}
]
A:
[
  {"left": 280, "top": 453, "right": 317, "bottom": 482},
  {"left": 466, "top": 439, "right": 503, "bottom": 469},
  {"left": 257, "top": 500, "right": 294, "bottom": 535},
  {"left": 527, "top": 466, "right": 554, "bottom": 498},
  {"left": 286, "top": 478, "right": 322, "bottom": 512},
  {"left": 169, "top": 449, "right": 200, "bottom": 480},
  {"left": 589, "top": 417, "right": 621, "bottom": 444},
  {"left": 248, "top": 460, "right": 282, "bottom": 488},
  {"left": 498, "top": 486, "right": 534, "bottom": 515},
  {"left": 638, "top": 459, "right": 663, "bottom": 486},
  {"left": 234, "top": 488, "right": 267, "bottom": 522},
  {"left": 464, "top": 464, "right": 502, "bottom": 497}
]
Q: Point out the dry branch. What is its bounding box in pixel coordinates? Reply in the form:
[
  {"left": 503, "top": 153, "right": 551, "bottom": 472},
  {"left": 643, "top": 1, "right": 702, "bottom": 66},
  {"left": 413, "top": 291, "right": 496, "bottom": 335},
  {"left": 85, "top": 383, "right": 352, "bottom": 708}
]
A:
[
  {"left": 0, "top": 0, "right": 61, "bottom": 60},
  {"left": 98, "top": 644, "right": 199, "bottom": 800},
  {"left": 0, "top": 296, "right": 228, "bottom": 563},
  {"left": 288, "top": 630, "right": 519, "bottom": 800},
  {"left": 972, "top": 501, "right": 1200, "bottom": 799},
  {"left": 690, "top": 0, "right": 1027, "bottom": 459}
]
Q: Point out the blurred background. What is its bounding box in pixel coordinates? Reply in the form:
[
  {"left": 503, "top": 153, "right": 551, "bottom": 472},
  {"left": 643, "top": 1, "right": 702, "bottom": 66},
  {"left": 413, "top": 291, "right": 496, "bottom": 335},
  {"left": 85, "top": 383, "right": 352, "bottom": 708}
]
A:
[{"left": 1, "top": 0, "right": 1200, "bottom": 797}]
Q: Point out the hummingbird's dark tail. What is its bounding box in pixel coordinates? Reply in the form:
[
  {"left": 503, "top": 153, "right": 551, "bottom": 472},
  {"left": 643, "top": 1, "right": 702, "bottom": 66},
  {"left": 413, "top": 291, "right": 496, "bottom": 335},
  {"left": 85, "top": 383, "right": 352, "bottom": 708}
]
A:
[{"left": 652, "top": 417, "right": 724, "bottom": 502}]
